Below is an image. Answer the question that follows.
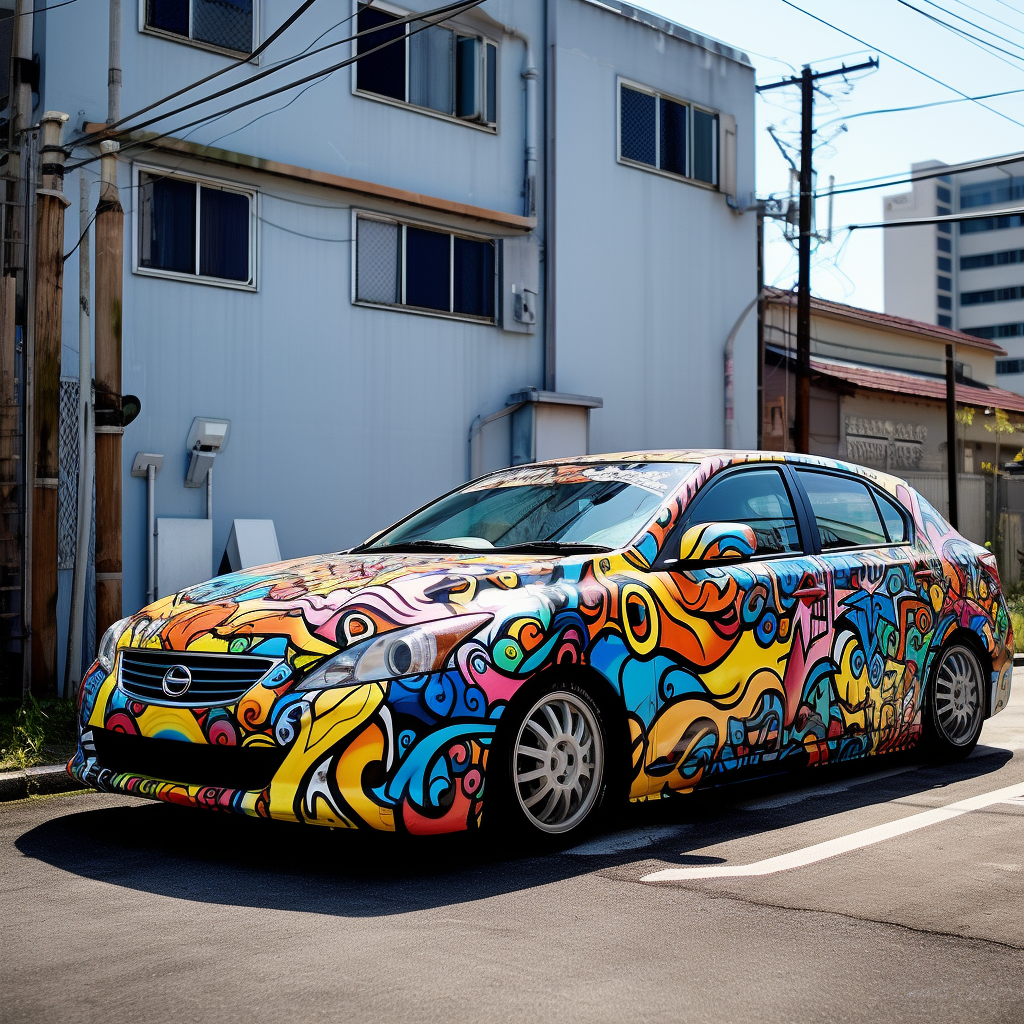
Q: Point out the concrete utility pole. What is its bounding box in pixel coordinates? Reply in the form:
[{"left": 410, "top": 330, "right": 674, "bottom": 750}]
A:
[
  {"left": 29, "top": 112, "right": 69, "bottom": 695},
  {"left": 94, "top": 141, "right": 123, "bottom": 638},
  {"left": 757, "top": 58, "right": 878, "bottom": 453}
]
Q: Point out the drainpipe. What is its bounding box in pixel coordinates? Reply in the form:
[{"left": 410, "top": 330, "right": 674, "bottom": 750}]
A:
[
  {"left": 107, "top": 0, "right": 121, "bottom": 124},
  {"left": 724, "top": 290, "right": 764, "bottom": 449},
  {"left": 544, "top": 0, "right": 555, "bottom": 392}
]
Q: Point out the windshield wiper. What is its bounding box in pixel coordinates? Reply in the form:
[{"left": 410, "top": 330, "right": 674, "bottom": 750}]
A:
[
  {"left": 495, "top": 541, "right": 612, "bottom": 554},
  {"left": 356, "top": 539, "right": 492, "bottom": 554}
]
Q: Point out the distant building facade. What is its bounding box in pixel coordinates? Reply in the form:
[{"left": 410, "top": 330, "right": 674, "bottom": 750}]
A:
[
  {"left": 25, "top": 0, "right": 758, "bottom": 670},
  {"left": 884, "top": 156, "right": 1024, "bottom": 393}
]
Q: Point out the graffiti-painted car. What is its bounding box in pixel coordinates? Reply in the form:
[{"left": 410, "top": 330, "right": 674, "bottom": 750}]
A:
[{"left": 71, "top": 451, "right": 1014, "bottom": 839}]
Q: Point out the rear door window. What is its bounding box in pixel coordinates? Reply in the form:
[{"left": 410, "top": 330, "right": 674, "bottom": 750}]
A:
[
  {"left": 679, "top": 467, "right": 801, "bottom": 556},
  {"left": 795, "top": 470, "right": 888, "bottom": 550},
  {"left": 874, "top": 490, "right": 910, "bottom": 543}
]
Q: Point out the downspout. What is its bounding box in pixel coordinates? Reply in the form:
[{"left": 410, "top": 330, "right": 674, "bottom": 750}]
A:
[
  {"left": 544, "top": 0, "right": 555, "bottom": 392},
  {"left": 724, "top": 290, "right": 764, "bottom": 449}
]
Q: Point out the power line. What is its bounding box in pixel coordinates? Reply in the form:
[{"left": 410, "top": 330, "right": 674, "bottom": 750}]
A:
[
  {"left": 945, "top": 0, "right": 1024, "bottom": 38},
  {"left": 894, "top": 0, "right": 1024, "bottom": 69},
  {"left": 922, "top": 0, "right": 1024, "bottom": 45},
  {"left": 778, "top": 0, "right": 1024, "bottom": 132},
  {"left": 78, "top": 0, "right": 472, "bottom": 148},
  {"left": 815, "top": 86, "right": 1024, "bottom": 130},
  {"left": 68, "top": 0, "right": 484, "bottom": 172},
  {"left": 0, "top": 0, "right": 77, "bottom": 16}
]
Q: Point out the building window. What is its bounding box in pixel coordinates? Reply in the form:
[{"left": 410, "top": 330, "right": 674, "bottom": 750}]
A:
[
  {"left": 144, "top": 0, "right": 253, "bottom": 55},
  {"left": 355, "top": 4, "right": 497, "bottom": 127},
  {"left": 960, "top": 175, "right": 1024, "bottom": 210},
  {"left": 937, "top": 205, "right": 951, "bottom": 217},
  {"left": 961, "top": 285, "right": 1024, "bottom": 305},
  {"left": 938, "top": 275, "right": 951, "bottom": 292},
  {"left": 997, "top": 357, "right": 1024, "bottom": 374},
  {"left": 961, "top": 213, "right": 1024, "bottom": 234},
  {"left": 135, "top": 168, "right": 255, "bottom": 288},
  {"left": 618, "top": 80, "right": 718, "bottom": 187},
  {"left": 961, "top": 248, "right": 1024, "bottom": 270},
  {"left": 938, "top": 295, "right": 952, "bottom": 310},
  {"left": 938, "top": 256, "right": 951, "bottom": 272},
  {"left": 938, "top": 315, "right": 952, "bottom": 328},
  {"left": 964, "top": 323, "right": 1024, "bottom": 340},
  {"left": 938, "top": 221, "right": 951, "bottom": 235},
  {"left": 354, "top": 214, "right": 495, "bottom": 321},
  {"left": 937, "top": 185, "right": 951, "bottom": 205},
  {"left": 938, "top": 236, "right": 951, "bottom": 253}
]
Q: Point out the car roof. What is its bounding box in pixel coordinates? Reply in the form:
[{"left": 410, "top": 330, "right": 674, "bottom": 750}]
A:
[{"left": 536, "top": 449, "right": 911, "bottom": 495}]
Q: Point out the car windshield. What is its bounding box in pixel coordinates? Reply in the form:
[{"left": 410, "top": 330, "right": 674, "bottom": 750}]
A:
[{"left": 362, "top": 462, "right": 697, "bottom": 553}]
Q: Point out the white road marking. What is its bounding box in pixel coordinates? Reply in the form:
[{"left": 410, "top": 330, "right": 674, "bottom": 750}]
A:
[
  {"left": 737, "top": 765, "right": 917, "bottom": 811},
  {"left": 641, "top": 780, "right": 1024, "bottom": 882},
  {"left": 568, "top": 825, "right": 685, "bottom": 856}
]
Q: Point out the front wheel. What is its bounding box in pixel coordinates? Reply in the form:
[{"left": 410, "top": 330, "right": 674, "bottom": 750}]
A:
[
  {"left": 923, "top": 643, "right": 986, "bottom": 760},
  {"left": 491, "top": 681, "right": 608, "bottom": 840}
]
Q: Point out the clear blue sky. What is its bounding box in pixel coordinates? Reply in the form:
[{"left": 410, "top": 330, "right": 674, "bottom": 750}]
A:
[{"left": 642, "top": 0, "right": 1024, "bottom": 311}]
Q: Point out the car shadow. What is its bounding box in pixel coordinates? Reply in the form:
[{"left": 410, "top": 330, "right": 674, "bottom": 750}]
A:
[{"left": 15, "top": 746, "right": 1013, "bottom": 917}]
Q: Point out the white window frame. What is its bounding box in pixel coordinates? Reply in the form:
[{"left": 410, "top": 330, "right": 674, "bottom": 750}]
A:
[
  {"left": 616, "top": 77, "right": 719, "bottom": 191},
  {"left": 351, "top": 210, "right": 497, "bottom": 323},
  {"left": 139, "top": 0, "right": 261, "bottom": 60},
  {"left": 131, "top": 162, "right": 259, "bottom": 291},
  {"left": 349, "top": 0, "right": 499, "bottom": 133}
]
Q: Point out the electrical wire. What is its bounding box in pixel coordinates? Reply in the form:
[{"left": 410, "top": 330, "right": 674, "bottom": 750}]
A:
[
  {"left": 77, "top": 0, "right": 473, "bottom": 148},
  {"left": 259, "top": 215, "right": 350, "bottom": 242},
  {"left": 893, "top": 0, "right": 1024, "bottom": 70},
  {"left": 922, "top": 0, "right": 1024, "bottom": 45},
  {"left": 67, "top": 0, "right": 485, "bottom": 172},
  {"left": 778, "top": 0, "right": 1024, "bottom": 131},
  {"left": 816, "top": 86, "right": 1024, "bottom": 129},
  {"left": 0, "top": 0, "right": 77, "bottom": 16},
  {"left": 946, "top": 0, "right": 1024, "bottom": 37}
]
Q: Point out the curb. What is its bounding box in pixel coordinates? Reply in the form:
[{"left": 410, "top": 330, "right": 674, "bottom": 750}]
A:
[
  {"left": 1015, "top": 654, "right": 1024, "bottom": 667},
  {"left": 0, "top": 764, "right": 85, "bottom": 803}
]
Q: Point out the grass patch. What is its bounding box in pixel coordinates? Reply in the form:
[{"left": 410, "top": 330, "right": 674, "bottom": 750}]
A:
[
  {"left": 0, "top": 697, "right": 78, "bottom": 771},
  {"left": 1004, "top": 584, "right": 1024, "bottom": 654}
]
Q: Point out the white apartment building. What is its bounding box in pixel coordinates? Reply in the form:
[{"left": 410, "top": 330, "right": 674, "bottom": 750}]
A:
[{"left": 884, "top": 156, "right": 1024, "bottom": 393}]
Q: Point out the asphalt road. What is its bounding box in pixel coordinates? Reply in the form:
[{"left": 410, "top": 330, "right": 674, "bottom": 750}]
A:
[{"left": 3, "top": 678, "right": 1024, "bottom": 1024}]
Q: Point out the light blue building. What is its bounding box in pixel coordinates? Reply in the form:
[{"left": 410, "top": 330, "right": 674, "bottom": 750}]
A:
[{"left": 35, "top": 0, "right": 757, "bottom": 661}]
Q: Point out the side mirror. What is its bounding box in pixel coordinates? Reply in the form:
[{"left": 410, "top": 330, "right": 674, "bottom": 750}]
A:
[{"left": 676, "top": 521, "right": 757, "bottom": 567}]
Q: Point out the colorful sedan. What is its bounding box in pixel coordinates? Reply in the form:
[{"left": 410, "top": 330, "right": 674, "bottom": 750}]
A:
[{"left": 70, "top": 451, "right": 1014, "bottom": 839}]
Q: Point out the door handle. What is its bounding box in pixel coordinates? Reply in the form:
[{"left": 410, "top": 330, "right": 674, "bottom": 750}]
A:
[{"left": 794, "top": 585, "right": 826, "bottom": 602}]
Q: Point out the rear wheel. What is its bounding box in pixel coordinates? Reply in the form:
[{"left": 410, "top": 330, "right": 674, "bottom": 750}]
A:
[
  {"left": 924, "top": 643, "right": 986, "bottom": 760},
  {"left": 489, "top": 680, "right": 608, "bottom": 841}
]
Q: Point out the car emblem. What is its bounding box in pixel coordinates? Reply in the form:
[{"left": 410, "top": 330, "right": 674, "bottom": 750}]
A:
[{"left": 161, "top": 664, "right": 192, "bottom": 698}]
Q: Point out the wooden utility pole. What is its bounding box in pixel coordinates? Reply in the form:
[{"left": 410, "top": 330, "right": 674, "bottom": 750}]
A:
[
  {"left": 756, "top": 58, "right": 878, "bottom": 453},
  {"left": 945, "top": 344, "right": 959, "bottom": 530},
  {"left": 29, "top": 111, "right": 68, "bottom": 695},
  {"left": 94, "top": 140, "right": 123, "bottom": 638}
]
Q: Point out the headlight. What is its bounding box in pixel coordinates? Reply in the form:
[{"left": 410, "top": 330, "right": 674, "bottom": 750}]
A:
[
  {"left": 296, "top": 613, "right": 492, "bottom": 691},
  {"left": 97, "top": 616, "right": 133, "bottom": 675}
]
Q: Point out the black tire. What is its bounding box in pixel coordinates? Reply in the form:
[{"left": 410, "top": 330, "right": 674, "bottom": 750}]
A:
[
  {"left": 922, "top": 642, "right": 986, "bottom": 761},
  {"left": 486, "top": 677, "right": 609, "bottom": 845}
]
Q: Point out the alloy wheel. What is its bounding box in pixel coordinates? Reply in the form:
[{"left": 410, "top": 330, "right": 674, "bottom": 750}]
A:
[
  {"left": 933, "top": 646, "right": 983, "bottom": 747},
  {"left": 513, "top": 691, "right": 604, "bottom": 834}
]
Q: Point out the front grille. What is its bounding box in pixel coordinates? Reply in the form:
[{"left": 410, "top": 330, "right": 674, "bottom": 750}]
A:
[
  {"left": 92, "top": 728, "right": 287, "bottom": 791},
  {"left": 118, "top": 649, "right": 278, "bottom": 706}
]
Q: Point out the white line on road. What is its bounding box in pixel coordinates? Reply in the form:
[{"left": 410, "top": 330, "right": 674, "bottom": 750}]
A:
[{"left": 641, "top": 780, "right": 1024, "bottom": 883}]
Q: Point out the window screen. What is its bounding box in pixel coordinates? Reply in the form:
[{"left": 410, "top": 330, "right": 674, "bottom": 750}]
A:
[
  {"left": 357, "top": 6, "right": 405, "bottom": 101},
  {"left": 680, "top": 468, "right": 800, "bottom": 556},
  {"left": 795, "top": 471, "right": 887, "bottom": 550},
  {"left": 146, "top": 0, "right": 252, "bottom": 53},
  {"left": 620, "top": 87, "right": 656, "bottom": 166},
  {"left": 356, "top": 219, "right": 400, "bottom": 304},
  {"left": 692, "top": 108, "right": 718, "bottom": 185}
]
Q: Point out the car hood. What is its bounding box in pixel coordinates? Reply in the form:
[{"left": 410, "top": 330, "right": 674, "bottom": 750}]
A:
[{"left": 121, "top": 549, "right": 580, "bottom": 665}]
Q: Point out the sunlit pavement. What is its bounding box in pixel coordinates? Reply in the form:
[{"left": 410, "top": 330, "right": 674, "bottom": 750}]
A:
[{"left": 3, "top": 676, "right": 1023, "bottom": 1024}]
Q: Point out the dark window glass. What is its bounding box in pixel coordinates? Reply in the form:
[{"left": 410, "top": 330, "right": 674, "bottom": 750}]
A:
[
  {"left": 680, "top": 468, "right": 800, "bottom": 555},
  {"left": 965, "top": 323, "right": 1024, "bottom": 340},
  {"left": 692, "top": 108, "right": 717, "bottom": 184},
  {"left": 938, "top": 222, "right": 951, "bottom": 234},
  {"left": 199, "top": 186, "right": 249, "bottom": 281},
  {"left": 874, "top": 491, "right": 909, "bottom": 543},
  {"left": 937, "top": 185, "right": 951, "bottom": 204},
  {"left": 938, "top": 294, "right": 952, "bottom": 310},
  {"left": 406, "top": 227, "right": 450, "bottom": 311},
  {"left": 659, "top": 97, "right": 687, "bottom": 176},
  {"left": 997, "top": 358, "right": 1024, "bottom": 374},
  {"left": 961, "top": 214, "right": 1024, "bottom": 235},
  {"left": 193, "top": 0, "right": 252, "bottom": 53},
  {"left": 409, "top": 24, "right": 453, "bottom": 114},
  {"left": 620, "top": 87, "right": 655, "bottom": 166},
  {"left": 453, "top": 237, "right": 494, "bottom": 317},
  {"left": 938, "top": 315, "right": 952, "bottom": 328},
  {"left": 960, "top": 176, "right": 1024, "bottom": 209},
  {"left": 456, "top": 36, "right": 478, "bottom": 118},
  {"left": 357, "top": 6, "right": 405, "bottom": 101},
  {"left": 486, "top": 42, "right": 497, "bottom": 123},
  {"left": 138, "top": 173, "right": 196, "bottom": 275},
  {"left": 938, "top": 256, "right": 951, "bottom": 272},
  {"left": 938, "top": 275, "right": 951, "bottom": 292},
  {"left": 795, "top": 470, "right": 887, "bottom": 550},
  {"left": 147, "top": 0, "right": 189, "bottom": 35},
  {"left": 937, "top": 205, "right": 951, "bottom": 217},
  {"left": 938, "top": 236, "right": 951, "bottom": 252}
]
